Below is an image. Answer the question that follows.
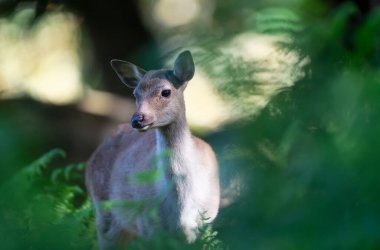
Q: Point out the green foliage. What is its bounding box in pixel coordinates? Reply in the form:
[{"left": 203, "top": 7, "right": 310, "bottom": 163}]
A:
[
  {"left": 0, "top": 149, "right": 95, "bottom": 250},
  {"left": 0, "top": 147, "right": 225, "bottom": 249},
  {"left": 209, "top": 2, "right": 380, "bottom": 250},
  {"left": 253, "top": 7, "right": 303, "bottom": 35},
  {"left": 198, "top": 215, "right": 225, "bottom": 250}
]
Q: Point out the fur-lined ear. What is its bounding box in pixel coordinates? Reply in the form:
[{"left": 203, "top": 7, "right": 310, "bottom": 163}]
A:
[
  {"left": 173, "top": 51, "right": 195, "bottom": 83},
  {"left": 110, "top": 59, "right": 146, "bottom": 88}
]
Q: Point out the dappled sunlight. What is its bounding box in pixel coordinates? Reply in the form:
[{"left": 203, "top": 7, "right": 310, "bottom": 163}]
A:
[
  {"left": 78, "top": 89, "right": 135, "bottom": 122},
  {"left": 184, "top": 71, "right": 232, "bottom": 131},
  {"left": 0, "top": 6, "right": 83, "bottom": 104},
  {"left": 164, "top": 33, "right": 307, "bottom": 131},
  {"left": 225, "top": 32, "right": 305, "bottom": 86},
  {"left": 220, "top": 32, "right": 308, "bottom": 118},
  {"left": 141, "top": 0, "right": 307, "bottom": 132},
  {"left": 0, "top": 3, "right": 307, "bottom": 132},
  {"left": 153, "top": 0, "right": 201, "bottom": 28},
  {"left": 139, "top": 0, "right": 214, "bottom": 49}
]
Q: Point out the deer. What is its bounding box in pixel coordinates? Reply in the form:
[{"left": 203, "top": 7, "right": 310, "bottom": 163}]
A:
[{"left": 86, "top": 51, "right": 220, "bottom": 249}]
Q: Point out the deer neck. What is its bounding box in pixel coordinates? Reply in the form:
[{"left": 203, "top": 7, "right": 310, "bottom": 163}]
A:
[
  {"left": 156, "top": 112, "right": 192, "bottom": 172},
  {"left": 155, "top": 110, "right": 198, "bottom": 192},
  {"left": 155, "top": 113, "right": 194, "bottom": 228},
  {"left": 160, "top": 116, "right": 189, "bottom": 148}
]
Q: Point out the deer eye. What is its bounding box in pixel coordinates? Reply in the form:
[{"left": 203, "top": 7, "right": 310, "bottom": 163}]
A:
[{"left": 161, "top": 89, "right": 171, "bottom": 98}]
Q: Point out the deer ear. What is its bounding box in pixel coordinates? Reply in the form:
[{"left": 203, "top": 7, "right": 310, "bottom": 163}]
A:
[
  {"left": 110, "top": 59, "right": 146, "bottom": 88},
  {"left": 173, "top": 50, "right": 195, "bottom": 83}
]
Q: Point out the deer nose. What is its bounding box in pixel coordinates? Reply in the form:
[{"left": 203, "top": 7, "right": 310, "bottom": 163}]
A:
[{"left": 131, "top": 113, "right": 144, "bottom": 129}]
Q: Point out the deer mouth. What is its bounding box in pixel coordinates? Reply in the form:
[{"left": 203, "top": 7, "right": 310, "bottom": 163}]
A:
[{"left": 137, "top": 123, "right": 153, "bottom": 132}]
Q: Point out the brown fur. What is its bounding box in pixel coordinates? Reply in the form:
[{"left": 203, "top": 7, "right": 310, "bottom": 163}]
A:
[
  {"left": 86, "top": 124, "right": 155, "bottom": 200},
  {"left": 86, "top": 125, "right": 218, "bottom": 201},
  {"left": 87, "top": 51, "right": 220, "bottom": 248}
]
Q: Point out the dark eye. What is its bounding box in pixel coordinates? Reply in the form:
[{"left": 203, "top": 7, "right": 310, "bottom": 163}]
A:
[{"left": 161, "top": 89, "right": 171, "bottom": 98}]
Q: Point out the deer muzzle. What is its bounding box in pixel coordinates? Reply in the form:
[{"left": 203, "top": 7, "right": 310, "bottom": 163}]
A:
[{"left": 131, "top": 112, "right": 153, "bottom": 131}]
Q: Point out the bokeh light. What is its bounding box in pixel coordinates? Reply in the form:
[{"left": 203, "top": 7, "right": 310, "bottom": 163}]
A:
[{"left": 0, "top": 6, "right": 82, "bottom": 104}]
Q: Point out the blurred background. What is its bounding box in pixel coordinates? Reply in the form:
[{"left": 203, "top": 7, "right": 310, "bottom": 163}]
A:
[{"left": 1, "top": 0, "right": 380, "bottom": 249}]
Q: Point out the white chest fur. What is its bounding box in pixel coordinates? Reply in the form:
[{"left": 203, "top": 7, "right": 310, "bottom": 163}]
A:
[{"left": 155, "top": 129, "right": 211, "bottom": 242}]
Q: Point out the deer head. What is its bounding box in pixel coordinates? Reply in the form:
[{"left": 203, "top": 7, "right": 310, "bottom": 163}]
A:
[{"left": 110, "top": 51, "right": 195, "bottom": 131}]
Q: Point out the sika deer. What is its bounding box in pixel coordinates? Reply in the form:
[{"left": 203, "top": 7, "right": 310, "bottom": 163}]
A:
[{"left": 86, "top": 51, "right": 220, "bottom": 249}]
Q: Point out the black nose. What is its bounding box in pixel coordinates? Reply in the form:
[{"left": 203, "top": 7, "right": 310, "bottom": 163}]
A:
[{"left": 131, "top": 113, "right": 144, "bottom": 128}]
